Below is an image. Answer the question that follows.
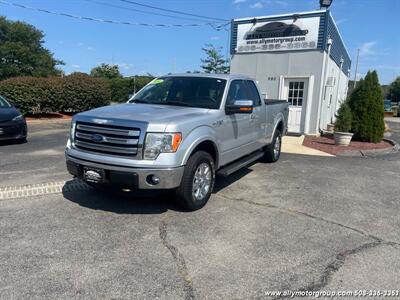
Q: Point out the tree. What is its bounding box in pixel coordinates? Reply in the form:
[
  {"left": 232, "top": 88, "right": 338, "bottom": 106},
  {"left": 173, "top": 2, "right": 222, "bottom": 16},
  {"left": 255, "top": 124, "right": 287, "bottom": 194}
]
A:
[
  {"left": 0, "top": 16, "right": 63, "bottom": 80},
  {"left": 348, "top": 70, "right": 384, "bottom": 143},
  {"left": 388, "top": 76, "right": 400, "bottom": 104},
  {"left": 200, "top": 44, "right": 229, "bottom": 74},
  {"left": 90, "top": 63, "right": 122, "bottom": 79},
  {"left": 334, "top": 101, "right": 352, "bottom": 132}
]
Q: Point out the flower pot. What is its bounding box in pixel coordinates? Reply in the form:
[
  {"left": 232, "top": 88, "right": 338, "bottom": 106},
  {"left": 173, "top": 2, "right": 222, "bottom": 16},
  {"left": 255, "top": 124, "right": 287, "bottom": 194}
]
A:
[
  {"left": 334, "top": 131, "right": 353, "bottom": 146},
  {"left": 326, "top": 123, "right": 334, "bottom": 132}
]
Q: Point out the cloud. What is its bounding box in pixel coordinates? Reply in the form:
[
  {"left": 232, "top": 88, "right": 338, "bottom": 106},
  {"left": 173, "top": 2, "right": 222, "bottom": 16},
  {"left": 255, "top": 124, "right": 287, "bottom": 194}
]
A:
[
  {"left": 274, "top": 0, "right": 288, "bottom": 7},
  {"left": 250, "top": 1, "right": 263, "bottom": 8},
  {"left": 232, "top": 0, "right": 247, "bottom": 4},
  {"left": 335, "top": 18, "right": 347, "bottom": 25},
  {"left": 71, "top": 64, "right": 81, "bottom": 69},
  {"left": 359, "top": 41, "right": 377, "bottom": 56},
  {"left": 248, "top": 0, "right": 286, "bottom": 8},
  {"left": 117, "top": 63, "right": 135, "bottom": 70}
]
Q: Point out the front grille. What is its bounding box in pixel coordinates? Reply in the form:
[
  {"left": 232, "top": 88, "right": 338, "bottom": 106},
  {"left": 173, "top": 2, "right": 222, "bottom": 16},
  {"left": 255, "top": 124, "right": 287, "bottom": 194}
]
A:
[{"left": 74, "top": 121, "right": 141, "bottom": 157}]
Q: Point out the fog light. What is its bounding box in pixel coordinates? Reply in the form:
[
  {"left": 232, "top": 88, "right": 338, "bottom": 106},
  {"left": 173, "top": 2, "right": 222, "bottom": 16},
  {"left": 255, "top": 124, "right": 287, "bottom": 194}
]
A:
[{"left": 146, "top": 175, "right": 160, "bottom": 185}]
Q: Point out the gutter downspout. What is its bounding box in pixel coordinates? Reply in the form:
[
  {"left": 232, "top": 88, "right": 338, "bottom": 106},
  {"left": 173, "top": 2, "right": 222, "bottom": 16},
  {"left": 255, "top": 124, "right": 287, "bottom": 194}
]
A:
[
  {"left": 317, "top": 36, "right": 332, "bottom": 133},
  {"left": 335, "top": 57, "right": 344, "bottom": 109}
]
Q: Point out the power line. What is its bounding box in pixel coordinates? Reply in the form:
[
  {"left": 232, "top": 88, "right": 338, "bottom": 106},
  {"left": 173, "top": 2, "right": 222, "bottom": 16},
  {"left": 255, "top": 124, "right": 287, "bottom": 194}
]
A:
[
  {"left": 84, "top": 0, "right": 213, "bottom": 23},
  {"left": 118, "top": 0, "right": 229, "bottom": 22},
  {"left": 0, "top": 0, "right": 227, "bottom": 28}
]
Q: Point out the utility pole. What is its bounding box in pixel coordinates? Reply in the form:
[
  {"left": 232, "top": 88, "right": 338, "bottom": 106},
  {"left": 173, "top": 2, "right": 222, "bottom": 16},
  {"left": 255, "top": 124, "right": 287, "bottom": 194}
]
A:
[
  {"left": 353, "top": 48, "right": 360, "bottom": 88},
  {"left": 225, "top": 22, "right": 231, "bottom": 72}
]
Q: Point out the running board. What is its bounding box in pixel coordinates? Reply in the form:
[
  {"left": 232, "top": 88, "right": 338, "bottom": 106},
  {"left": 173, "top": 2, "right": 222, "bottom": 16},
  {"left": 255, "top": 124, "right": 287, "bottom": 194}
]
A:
[{"left": 217, "top": 151, "right": 264, "bottom": 177}]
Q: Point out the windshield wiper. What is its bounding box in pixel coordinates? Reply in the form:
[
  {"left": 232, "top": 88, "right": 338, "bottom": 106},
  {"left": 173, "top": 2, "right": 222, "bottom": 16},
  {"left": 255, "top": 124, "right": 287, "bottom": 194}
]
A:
[{"left": 163, "top": 101, "right": 195, "bottom": 107}]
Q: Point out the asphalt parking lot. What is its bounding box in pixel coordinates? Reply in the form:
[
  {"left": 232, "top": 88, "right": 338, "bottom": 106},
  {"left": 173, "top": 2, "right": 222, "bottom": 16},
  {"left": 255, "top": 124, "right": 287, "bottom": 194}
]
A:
[{"left": 1, "top": 120, "right": 400, "bottom": 299}]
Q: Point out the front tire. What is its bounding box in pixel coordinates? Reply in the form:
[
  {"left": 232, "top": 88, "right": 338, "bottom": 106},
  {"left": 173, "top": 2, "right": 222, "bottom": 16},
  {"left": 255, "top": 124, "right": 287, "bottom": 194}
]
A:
[
  {"left": 175, "top": 151, "right": 215, "bottom": 211},
  {"left": 264, "top": 130, "right": 282, "bottom": 163}
]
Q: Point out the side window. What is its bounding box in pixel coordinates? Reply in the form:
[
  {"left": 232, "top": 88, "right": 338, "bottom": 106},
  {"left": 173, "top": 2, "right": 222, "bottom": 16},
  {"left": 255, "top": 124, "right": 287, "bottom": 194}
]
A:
[
  {"left": 226, "top": 80, "right": 249, "bottom": 105},
  {"left": 246, "top": 80, "right": 261, "bottom": 106}
]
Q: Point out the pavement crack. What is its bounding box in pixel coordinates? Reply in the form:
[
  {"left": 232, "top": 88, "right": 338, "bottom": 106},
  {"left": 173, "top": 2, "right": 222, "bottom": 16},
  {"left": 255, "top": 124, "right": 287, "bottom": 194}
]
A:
[
  {"left": 159, "top": 216, "right": 195, "bottom": 300},
  {"left": 274, "top": 240, "right": 382, "bottom": 299},
  {"left": 217, "top": 193, "right": 400, "bottom": 246}
]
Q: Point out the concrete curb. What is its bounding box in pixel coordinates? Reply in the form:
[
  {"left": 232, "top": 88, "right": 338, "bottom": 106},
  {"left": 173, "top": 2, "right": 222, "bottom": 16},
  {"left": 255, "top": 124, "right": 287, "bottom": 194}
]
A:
[
  {"left": 337, "top": 138, "right": 399, "bottom": 157},
  {"left": 26, "top": 118, "right": 72, "bottom": 124}
]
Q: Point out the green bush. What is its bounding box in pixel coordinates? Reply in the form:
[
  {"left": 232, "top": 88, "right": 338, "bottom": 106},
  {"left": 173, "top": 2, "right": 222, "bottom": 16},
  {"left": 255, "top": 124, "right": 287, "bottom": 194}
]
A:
[
  {"left": 334, "top": 102, "right": 352, "bottom": 132},
  {"left": 61, "top": 73, "right": 110, "bottom": 112},
  {"left": 109, "top": 76, "right": 153, "bottom": 102},
  {"left": 0, "top": 74, "right": 111, "bottom": 114},
  {"left": 348, "top": 70, "right": 385, "bottom": 143}
]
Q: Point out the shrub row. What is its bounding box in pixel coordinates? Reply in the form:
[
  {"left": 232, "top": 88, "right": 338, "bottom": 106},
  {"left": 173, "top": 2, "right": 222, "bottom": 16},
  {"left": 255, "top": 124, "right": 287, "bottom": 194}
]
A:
[{"left": 0, "top": 73, "right": 111, "bottom": 114}]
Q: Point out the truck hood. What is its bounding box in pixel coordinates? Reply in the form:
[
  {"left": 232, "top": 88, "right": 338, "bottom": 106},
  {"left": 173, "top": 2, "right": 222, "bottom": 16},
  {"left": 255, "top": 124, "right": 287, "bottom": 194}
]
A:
[{"left": 77, "top": 103, "right": 210, "bottom": 124}]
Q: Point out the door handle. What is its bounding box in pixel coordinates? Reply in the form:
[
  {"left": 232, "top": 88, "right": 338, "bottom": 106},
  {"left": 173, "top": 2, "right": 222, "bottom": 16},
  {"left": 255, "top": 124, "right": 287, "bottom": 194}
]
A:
[
  {"left": 212, "top": 120, "right": 224, "bottom": 126},
  {"left": 250, "top": 114, "right": 257, "bottom": 120}
]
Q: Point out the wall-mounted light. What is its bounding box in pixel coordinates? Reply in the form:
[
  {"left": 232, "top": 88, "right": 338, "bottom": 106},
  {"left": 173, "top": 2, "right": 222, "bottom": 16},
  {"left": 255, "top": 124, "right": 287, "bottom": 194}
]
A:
[{"left": 320, "top": 0, "right": 333, "bottom": 9}]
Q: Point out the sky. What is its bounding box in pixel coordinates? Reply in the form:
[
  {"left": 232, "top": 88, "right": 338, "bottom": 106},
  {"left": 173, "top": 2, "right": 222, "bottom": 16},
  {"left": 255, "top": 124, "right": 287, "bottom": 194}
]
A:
[{"left": 1, "top": 0, "right": 399, "bottom": 84}]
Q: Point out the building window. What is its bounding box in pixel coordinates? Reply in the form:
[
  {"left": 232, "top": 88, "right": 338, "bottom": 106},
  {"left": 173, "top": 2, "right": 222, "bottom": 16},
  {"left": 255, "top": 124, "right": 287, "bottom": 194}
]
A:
[{"left": 288, "top": 81, "right": 304, "bottom": 106}]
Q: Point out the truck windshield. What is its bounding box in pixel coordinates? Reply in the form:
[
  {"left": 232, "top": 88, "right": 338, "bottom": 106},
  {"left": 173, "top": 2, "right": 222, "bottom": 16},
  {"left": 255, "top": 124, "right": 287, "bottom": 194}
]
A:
[
  {"left": 0, "top": 96, "right": 12, "bottom": 108},
  {"left": 129, "top": 76, "right": 227, "bottom": 109}
]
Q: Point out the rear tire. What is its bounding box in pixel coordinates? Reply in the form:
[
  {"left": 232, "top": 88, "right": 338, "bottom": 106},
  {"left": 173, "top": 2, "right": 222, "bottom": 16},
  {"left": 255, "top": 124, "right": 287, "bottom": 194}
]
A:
[
  {"left": 264, "top": 130, "right": 282, "bottom": 163},
  {"left": 175, "top": 151, "right": 215, "bottom": 211}
]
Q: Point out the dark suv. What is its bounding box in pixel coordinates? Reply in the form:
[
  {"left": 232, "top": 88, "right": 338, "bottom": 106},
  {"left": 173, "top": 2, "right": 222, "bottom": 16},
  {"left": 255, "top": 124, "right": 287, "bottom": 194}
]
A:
[{"left": 0, "top": 95, "right": 27, "bottom": 142}]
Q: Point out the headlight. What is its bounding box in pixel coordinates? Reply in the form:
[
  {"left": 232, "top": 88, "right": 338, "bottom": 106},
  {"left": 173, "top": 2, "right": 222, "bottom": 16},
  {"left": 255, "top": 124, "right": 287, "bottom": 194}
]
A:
[
  {"left": 12, "top": 115, "right": 24, "bottom": 121},
  {"left": 143, "top": 132, "right": 182, "bottom": 160},
  {"left": 70, "top": 121, "right": 76, "bottom": 143}
]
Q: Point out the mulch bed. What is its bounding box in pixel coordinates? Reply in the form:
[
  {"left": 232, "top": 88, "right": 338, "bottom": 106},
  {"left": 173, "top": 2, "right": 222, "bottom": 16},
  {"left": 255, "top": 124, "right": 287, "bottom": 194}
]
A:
[
  {"left": 303, "top": 134, "right": 393, "bottom": 155},
  {"left": 25, "top": 112, "right": 73, "bottom": 121}
]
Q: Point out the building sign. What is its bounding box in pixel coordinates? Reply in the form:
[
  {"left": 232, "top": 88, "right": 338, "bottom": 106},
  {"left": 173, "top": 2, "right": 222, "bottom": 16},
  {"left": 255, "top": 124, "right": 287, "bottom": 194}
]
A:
[{"left": 236, "top": 17, "right": 320, "bottom": 53}]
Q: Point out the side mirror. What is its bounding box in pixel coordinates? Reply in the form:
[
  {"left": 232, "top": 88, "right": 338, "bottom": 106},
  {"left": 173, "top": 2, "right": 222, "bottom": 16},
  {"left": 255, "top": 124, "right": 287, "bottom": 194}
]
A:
[
  {"left": 225, "top": 100, "right": 254, "bottom": 115},
  {"left": 13, "top": 103, "right": 21, "bottom": 109}
]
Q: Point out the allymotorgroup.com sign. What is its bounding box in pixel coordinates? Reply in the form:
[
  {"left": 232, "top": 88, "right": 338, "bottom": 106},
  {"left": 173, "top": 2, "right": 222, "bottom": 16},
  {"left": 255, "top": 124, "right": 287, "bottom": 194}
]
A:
[{"left": 235, "top": 16, "right": 320, "bottom": 53}]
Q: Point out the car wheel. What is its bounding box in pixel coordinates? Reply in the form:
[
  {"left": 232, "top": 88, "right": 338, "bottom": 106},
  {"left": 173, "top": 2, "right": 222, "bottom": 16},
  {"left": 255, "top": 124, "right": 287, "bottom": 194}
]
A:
[
  {"left": 264, "top": 129, "right": 282, "bottom": 163},
  {"left": 175, "top": 151, "right": 215, "bottom": 211}
]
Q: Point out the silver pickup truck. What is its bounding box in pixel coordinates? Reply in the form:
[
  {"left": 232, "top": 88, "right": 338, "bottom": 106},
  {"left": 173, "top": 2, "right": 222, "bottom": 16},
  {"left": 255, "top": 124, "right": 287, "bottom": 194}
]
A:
[{"left": 65, "top": 74, "right": 288, "bottom": 210}]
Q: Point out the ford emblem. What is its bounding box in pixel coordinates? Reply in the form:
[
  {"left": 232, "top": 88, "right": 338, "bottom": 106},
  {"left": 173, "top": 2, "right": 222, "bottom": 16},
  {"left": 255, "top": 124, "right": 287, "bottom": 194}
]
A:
[{"left": 91, "top": 134, "right": 105, "bottom": 143}]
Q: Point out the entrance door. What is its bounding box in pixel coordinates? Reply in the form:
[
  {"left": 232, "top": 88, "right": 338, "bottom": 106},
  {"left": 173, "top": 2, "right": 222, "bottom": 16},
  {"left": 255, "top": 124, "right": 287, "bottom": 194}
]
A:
[{"left": 284, "top": 79, "right": 308, "bottom": 133}]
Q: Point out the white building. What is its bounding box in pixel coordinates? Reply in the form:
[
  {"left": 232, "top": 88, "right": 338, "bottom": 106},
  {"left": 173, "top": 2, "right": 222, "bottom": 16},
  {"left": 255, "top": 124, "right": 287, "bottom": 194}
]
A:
[{"left": 230, "top": 10, "right": 351, "bottom": 135}]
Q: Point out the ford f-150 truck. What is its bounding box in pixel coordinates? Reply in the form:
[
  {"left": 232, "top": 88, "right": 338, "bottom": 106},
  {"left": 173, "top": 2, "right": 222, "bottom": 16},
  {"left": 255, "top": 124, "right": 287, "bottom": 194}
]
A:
[{"left": 65, "top": 74, "right": 289, "bottom": 210}]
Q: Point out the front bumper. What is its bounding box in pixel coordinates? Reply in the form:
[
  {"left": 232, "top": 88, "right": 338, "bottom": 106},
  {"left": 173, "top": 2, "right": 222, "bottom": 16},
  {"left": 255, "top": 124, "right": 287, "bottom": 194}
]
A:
[
  {"left": 0, "top": 121, "right": 27, "bottom": 141},
  {"left": 66, "top": 154, "right": 184, "bottom": 190}
]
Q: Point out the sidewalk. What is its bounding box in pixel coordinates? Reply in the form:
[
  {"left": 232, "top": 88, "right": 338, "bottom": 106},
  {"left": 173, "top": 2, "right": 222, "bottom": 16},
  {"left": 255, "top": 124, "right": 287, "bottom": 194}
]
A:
[{"left": 282, "top": 135, "right": 334, "bottom": 157}]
